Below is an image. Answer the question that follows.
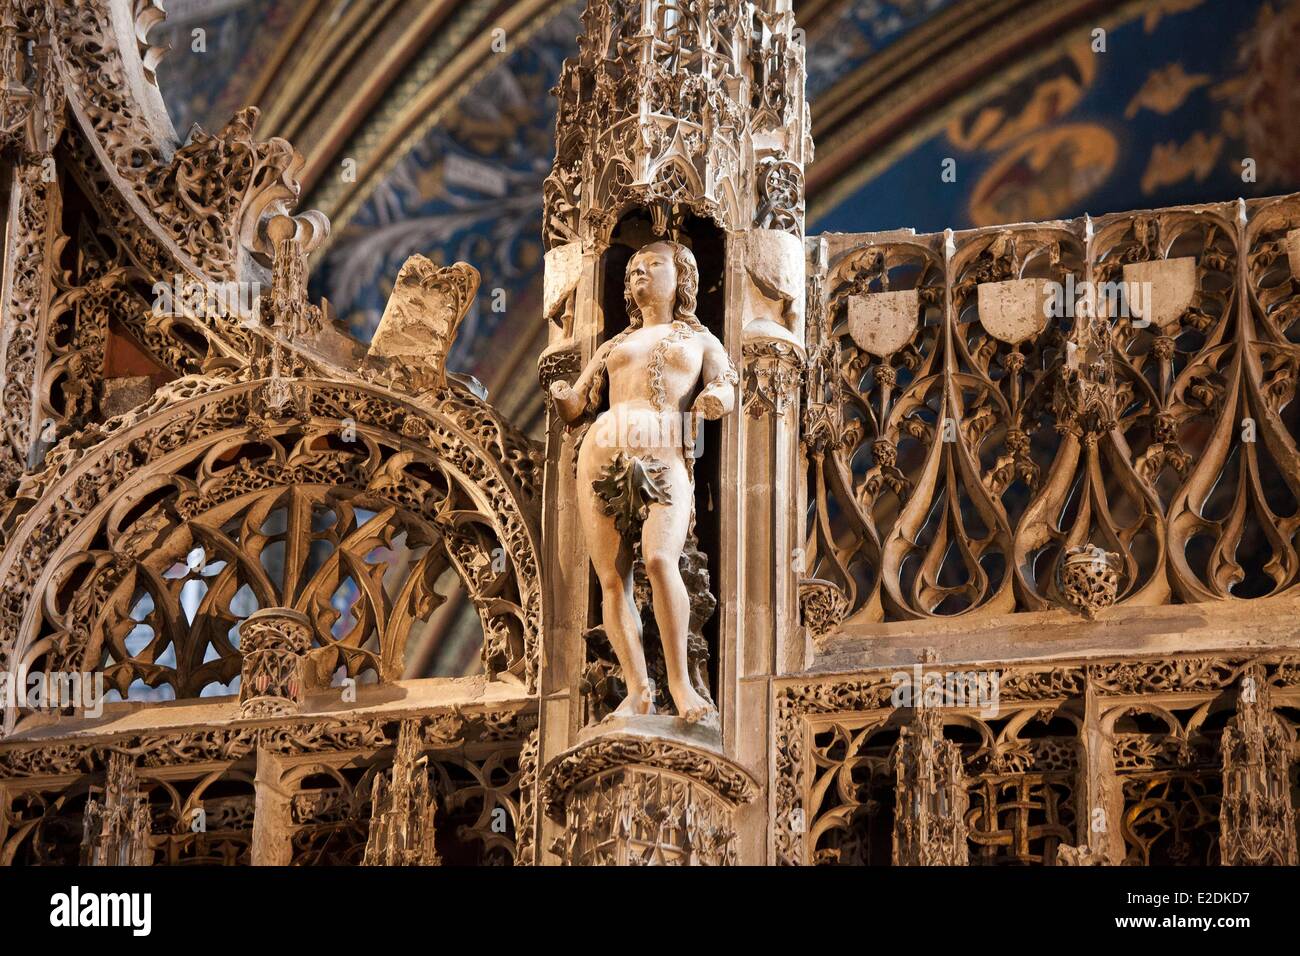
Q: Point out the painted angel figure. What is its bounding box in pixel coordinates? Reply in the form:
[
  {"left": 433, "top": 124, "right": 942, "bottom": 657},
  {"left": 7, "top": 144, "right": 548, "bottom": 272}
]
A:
[{"left": 549, "top": 240, "right": 738, "bottom": 722}]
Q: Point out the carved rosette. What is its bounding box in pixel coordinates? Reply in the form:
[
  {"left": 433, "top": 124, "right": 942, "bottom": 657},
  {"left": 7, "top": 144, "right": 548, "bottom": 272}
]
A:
[
  {"left": 541, "top": 730, "right": 757, "bottom": 866},
  {"left": 798, "top": 578, "right": 849, "bottom": 642},
  {"left": 1219, "top": 668, "right": 1298, "bottom": 865},
  {"left": 891, "top": 707, "right": 969, "bottom": 866},
  {"left": 238, "top": 608, "right": 313, "bottom": 719}
]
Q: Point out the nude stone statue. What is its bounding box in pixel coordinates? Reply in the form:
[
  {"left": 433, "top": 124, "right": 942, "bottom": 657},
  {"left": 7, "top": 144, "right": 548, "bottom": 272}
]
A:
[{"left": 550, "top": 241, "right": 738, "bottom": 722}]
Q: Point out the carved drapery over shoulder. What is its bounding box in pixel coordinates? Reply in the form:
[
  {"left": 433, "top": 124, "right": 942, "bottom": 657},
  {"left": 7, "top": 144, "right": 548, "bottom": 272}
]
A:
[{"left": 802, "top": 194, "right": 1300, "bottom": 634}]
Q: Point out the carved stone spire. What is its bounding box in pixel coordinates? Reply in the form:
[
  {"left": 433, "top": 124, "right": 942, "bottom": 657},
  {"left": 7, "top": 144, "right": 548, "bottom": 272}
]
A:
[
  {"left": 1053, "top": 216, "right": 1118, "bottom": 443},
  {"left": 891, "top": 705, "right": 969, "bottom": 866},
  {"left": 0, "top": 1, "right": 66, "bottom": 161},
  {"left": 543, "top": 0, "right": 809, "bottom": 249},
  {"left": 81, "top": 752, "right": 153, "bottom": 866},
  {"left": 1219, "top": 666, "right": 1298, "bottom": 865},
  {"left": 363, "top": 720, "right": 441, "bottom": 866}
]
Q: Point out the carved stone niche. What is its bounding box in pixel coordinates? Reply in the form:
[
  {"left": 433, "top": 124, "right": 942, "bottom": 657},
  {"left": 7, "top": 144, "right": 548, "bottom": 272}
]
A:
[
  {"left": 541, "top": 724, "right": 757, "bottom": 866},
  {"left": 238, "top": 608, "right": 314, "bottom": 718}
]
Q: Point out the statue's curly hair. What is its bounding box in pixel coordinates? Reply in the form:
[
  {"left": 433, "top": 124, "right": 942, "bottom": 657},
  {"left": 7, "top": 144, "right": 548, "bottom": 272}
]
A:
[
  {"left": 622, "top": 240, "right": 702, "bottom": 332},
  {"left": 587, "top": 241, "right": 706, "bottom": 412}
]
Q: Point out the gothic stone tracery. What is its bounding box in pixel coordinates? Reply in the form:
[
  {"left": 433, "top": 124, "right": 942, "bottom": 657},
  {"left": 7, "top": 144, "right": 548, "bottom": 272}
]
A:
[{"left": 2, "top": 0, "right": 1299, "bottom": 869}]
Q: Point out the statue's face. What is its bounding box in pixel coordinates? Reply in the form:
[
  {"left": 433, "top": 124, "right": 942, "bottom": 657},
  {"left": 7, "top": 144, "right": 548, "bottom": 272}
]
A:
[{"left": 627, "top": 243, "right": 678, "bottom": 314}]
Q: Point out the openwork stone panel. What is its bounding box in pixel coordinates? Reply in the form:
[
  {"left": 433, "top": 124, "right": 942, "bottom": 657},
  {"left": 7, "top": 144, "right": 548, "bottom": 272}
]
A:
[
  {"left": 0, "top": 709, "right": 534, "bottom": 867},
  {"left": 545, "top": 0, "right": 808, "bottom": 245},
  {"left": 802, "top": 195, "right": 1300, "bottom": 633},
  {"left": 561, "top": 767, "right": 738, "bottom": 865},
  {"left": 541, "top": 732, "right": 755, "bottom": 866},
  {"left": 8, "top": 0, "right": 1300, "bottom": 871},
  {"left": 777, "top": 654, "right": 1300, "bottom": 866},
  {"left": 4, "top": 758, "right": 258, "bottom": 867},
  {"left": 289, "top": 743, "right": 527, "bottom": 867},
  {"left": 0, "top": 376, "right": 544, "bottom": 734},
  {"left": 796, "top": 701, "right": 1079, "bottom": 866},
  {"left": 0, "top": 0, "right": 559, "bottom": 871},
  {"left": 51, "top": 0, "right": 306, "bottom": 282}
]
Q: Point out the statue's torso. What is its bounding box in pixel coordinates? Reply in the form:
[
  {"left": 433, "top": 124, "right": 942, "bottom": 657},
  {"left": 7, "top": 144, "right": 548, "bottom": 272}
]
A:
[
  {"left": 580, "top": 323, "right": 708, "bottom": 462},
  {"left": 604, "top": 323, "right": 706, "bottom": 412}
]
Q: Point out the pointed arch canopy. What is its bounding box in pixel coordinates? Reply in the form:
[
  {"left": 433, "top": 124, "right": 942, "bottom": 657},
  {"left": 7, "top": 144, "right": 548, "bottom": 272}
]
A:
[{"left": 0, "top": 374, "right": 544, "bottom": 737}]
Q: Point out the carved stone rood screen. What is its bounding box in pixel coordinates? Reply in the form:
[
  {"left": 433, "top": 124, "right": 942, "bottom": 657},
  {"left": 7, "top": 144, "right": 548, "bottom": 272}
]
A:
[
  {"left": 2, "top": 0, "right": 1300, "bottom": 868},
  {"left": 800, "top": 201, "right": 1300, "bottom": 629}
]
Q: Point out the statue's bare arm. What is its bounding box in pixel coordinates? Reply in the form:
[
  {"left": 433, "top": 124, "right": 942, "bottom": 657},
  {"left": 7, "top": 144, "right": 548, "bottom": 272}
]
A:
[
  {"left": 549, "top": 340, "right": 613, "bottom": 423},
  {"left": 692, "top": 333, "right": 738, "bottom": 420}
]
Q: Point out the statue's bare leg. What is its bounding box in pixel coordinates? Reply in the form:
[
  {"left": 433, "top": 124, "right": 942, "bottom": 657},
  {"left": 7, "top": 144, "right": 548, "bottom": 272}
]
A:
[
  {"left": 577, "top": 474, "right": 654, "bottom": 716},
  {"left": 642, "top": 461, "right": 713, "bottom": 722}
]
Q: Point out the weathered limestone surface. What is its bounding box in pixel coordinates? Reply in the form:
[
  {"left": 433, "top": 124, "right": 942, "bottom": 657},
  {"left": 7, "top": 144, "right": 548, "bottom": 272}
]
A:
[{"left": 2, "top": 0, "right": 1299, "bottom": 870}]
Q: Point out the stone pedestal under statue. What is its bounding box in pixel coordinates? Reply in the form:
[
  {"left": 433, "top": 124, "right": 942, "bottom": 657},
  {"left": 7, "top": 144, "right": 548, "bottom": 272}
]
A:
[{"left": 541, "top": 718, "right": 756, "bottom": 866}]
